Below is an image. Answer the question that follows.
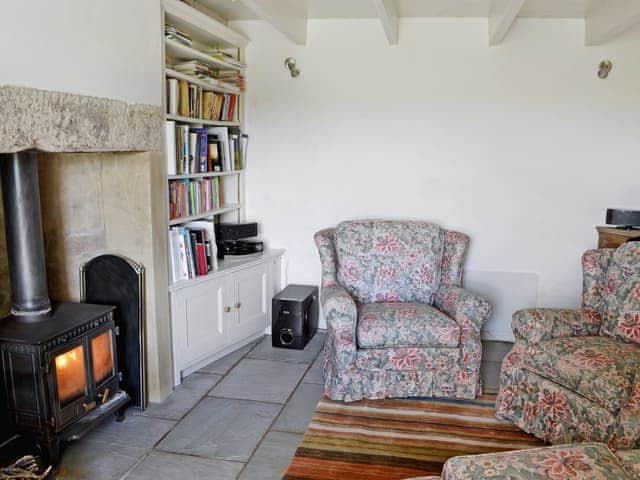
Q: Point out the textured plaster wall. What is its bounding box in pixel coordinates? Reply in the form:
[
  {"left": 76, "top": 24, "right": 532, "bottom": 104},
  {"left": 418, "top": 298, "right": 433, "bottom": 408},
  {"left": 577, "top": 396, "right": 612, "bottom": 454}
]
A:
[{"left": 234, "top": 18, "right": 640, "bottom": 339}]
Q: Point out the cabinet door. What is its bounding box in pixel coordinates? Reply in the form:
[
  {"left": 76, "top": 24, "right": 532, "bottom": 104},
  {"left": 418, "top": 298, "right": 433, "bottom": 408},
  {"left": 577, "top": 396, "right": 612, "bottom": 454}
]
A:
[
  {"left": 229, "top": 263, "right": 269, "bottom": 343},
  {"left": 171, "top": 278, "right": 228, "bottom": 372}
]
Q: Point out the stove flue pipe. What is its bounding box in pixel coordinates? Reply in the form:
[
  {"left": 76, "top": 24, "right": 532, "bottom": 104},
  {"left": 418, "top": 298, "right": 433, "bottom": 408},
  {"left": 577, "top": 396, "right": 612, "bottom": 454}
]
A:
[{"left": 0, "top": 151, "right": 51, "bottom": 316}]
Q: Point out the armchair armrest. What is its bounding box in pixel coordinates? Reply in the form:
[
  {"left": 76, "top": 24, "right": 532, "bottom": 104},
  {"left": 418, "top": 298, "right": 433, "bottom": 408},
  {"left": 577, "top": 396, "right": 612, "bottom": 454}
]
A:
[
  {"left": 434, "top": 286, "right": 492, "bottom": 332},
  {"left": 321, "top": 284, "right": 357, "bottom": 333},
  {"left": 321, "top": 284, "right": 358, "bottom": 371},
  {"left": 435, "top": 286, "right": 492, "bottom": 370},
  {"left": 512, "top": 308, "right": 602, "bottom": 345}
]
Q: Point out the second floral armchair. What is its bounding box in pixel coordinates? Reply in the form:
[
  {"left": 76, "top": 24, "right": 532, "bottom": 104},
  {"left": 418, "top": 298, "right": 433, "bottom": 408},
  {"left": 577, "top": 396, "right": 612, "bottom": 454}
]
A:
[{"left": 314, "top": 220, "right": 492, "bottom": 402}]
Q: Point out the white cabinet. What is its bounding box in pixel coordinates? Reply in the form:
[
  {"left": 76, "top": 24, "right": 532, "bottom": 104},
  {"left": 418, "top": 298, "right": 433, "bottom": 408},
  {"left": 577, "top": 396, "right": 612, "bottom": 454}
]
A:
[{"left": 170, "top": 250, "right": 285, "bottom": 384}]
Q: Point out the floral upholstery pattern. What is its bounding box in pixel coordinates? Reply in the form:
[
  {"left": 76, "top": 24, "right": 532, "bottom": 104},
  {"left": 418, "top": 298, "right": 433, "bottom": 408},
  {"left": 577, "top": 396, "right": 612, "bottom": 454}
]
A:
[
  {"left": 511, "top": 308, "right": 602, "bottom": 344},
  {"left": 357, "top": 302, "right": 460, "bottom": 348},
  {"left": 315, "top": 221, "right": 492, "bottom": 402},
  {"left": 404, "top": 445, "right": 640, "bottom": 480},
  {"left": 334, "top": 220, "right": 445, "bottom": 304},
  {"left": 496, "top": 242, "right": 640, "bottom": 450},
  {"left": 600, "top": 242, "right": 640, "bottom": 344},
  {"left": 523, "top": 336, "right": 640, "bottom": 412},
  {"left": 440, "top": 443, "right": 631, "bottom": 480},
  {"left": 616, "top": 449, "right": 640, "bottom": 477}
]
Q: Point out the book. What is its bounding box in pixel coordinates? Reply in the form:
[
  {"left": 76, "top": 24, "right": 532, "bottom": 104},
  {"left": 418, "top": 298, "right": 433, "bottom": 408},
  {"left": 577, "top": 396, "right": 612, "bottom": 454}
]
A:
[
  {"left": 188, "top": 132, "right": 198, "bottom": 173},
  {"left": 213, "top": 93, "right": 224, "bottom": 121},
  {"left": 169, "top": 228, "right": 190, "bottom": 282},
  {"left": 203, "top": 91, "right": 214, "bottom": 120},
  {"left": 165, "top": 121, "right": 177, "bottom": 175},
  {"left": 167, "top": 79, "right": 179, "bottom": 115},
  {"left": 207, "top": 136, "right": 221, "bottom": 171},
  {"left": 178, "top": 80, "right": 189, "bottom": 117},
  {"left": 207, "top": 127, "right": 230, "bottom": 171},
  {"left": 177, "top": 125, "right": 190, "bottom": 174},
  {"left": 184, "top": 221, "right": 218, "bottom": 271},
  {"left": 240, "top": 133, "right": 249, "bottom": 168}
]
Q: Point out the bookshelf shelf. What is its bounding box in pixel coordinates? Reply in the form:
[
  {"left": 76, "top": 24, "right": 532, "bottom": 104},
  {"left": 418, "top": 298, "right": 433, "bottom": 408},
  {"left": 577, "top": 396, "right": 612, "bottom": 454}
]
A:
[
  {"left": 168, "top": 170, "right": 242, "bottom": 180},
  {"left": 163, "top": 0, "right": 249, "bottom": 50},
  {"left": 165, "top": 38, "right": 243, "bottom": 72},
  {"left": 165, "top": 68, "right": 240, "bottom": 94},
  {"left": 169, "top": 249, "right": 285, "bottom": 292},
  {"left": 168, "top": 204, "right": 243, "bottom": 226},
  {"left": 166, "top": 114, "right": 239, "bottom": 127}
]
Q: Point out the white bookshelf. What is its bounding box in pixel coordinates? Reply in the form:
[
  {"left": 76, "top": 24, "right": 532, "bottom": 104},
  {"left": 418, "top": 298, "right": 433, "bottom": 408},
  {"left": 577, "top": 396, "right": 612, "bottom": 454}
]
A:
[
  {"left": 161, "top": 0, "right": 285, "bottom": 387},
  {"left": 162, "top": 0, "right": 249, "bottom": 287}
]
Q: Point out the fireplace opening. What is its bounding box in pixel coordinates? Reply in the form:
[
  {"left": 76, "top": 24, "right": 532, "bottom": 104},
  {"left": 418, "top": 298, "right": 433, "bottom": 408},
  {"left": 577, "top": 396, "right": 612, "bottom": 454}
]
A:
[{"left": 0, "top": 151, "right": 131, "bottom": 467}]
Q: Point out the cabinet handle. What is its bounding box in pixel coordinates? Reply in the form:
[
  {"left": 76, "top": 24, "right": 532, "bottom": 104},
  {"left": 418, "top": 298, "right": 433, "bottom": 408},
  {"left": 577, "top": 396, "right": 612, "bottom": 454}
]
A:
[
  {"left": 224, "top": 306, "right": 231, "bottom": 313},
  {"left": 235, "top": 302, "right": 242, "bottom": 309}
]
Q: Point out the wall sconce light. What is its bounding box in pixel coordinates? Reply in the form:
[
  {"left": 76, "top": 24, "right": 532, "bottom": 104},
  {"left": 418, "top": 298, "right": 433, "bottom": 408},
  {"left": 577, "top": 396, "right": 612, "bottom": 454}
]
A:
[
  {"left": 598, "top": 60, "right": 613, "bottom": 79},
  {"left": 284, "top": 57, "right": 300, "bottom": 78}
]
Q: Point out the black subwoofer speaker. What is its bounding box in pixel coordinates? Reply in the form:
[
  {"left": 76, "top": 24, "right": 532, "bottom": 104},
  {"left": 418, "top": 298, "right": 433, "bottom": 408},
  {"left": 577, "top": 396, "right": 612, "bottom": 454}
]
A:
[{"left": 272, "top": 285, "right": 318, "bottom": 349}]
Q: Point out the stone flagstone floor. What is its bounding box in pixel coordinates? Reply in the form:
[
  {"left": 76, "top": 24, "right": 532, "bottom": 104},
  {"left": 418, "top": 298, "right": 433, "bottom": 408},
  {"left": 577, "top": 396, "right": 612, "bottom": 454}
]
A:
[{"left": 55, "top": 335, "right": 511, "bottom": 479}]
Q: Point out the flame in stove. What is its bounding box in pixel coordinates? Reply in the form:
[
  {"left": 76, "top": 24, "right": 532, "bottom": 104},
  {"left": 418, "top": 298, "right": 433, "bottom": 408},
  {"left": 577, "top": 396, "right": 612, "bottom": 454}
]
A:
[{"left": 55, "top": 349, "right": 78, "bottom": 370}]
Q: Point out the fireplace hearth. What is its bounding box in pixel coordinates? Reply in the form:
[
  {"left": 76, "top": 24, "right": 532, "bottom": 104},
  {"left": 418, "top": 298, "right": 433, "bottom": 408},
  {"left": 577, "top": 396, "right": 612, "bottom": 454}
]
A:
[{"left": 0, "top": 151, "right": 130, "bottom": 465}]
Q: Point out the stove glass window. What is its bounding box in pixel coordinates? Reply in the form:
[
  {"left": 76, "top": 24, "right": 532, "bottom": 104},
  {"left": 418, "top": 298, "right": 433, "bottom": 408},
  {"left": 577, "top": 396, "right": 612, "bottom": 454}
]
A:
[
  {"left": 91, "top": 330, "right": 114, "bottom": 385},
  {"left": 54, "top": 345, "right": 87, "bottom": 406}
]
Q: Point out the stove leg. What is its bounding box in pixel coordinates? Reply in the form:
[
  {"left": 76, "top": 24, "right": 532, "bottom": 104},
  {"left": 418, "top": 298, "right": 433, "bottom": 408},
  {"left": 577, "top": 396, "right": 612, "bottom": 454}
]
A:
[
  {"left": 115, "top": 406, "right": 127, "bottom": 422},
  {"left": 38, "top": 438, "right": 60, "bottom": 468}
]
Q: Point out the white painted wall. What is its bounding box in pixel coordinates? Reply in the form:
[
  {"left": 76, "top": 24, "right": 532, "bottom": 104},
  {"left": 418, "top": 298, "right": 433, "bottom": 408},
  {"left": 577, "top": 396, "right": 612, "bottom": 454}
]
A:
[
  {"left": 235, "top": 18, "right": 640, "bottom": 339},
  {"left": 0, "top": 0, "right": 162, "bottom": 105}
]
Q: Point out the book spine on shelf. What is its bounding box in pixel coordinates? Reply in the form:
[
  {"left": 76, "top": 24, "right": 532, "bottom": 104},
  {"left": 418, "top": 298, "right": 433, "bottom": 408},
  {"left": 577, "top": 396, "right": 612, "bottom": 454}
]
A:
[
  {"left": 169, "top": 177, "right": 223, "bottom": 221},
  {"left": 167, "top": 79, "right": 179, "bottom": 115},
  {"left": 165, "top": 120, "right": 177, "bottom": 175},
  {"left": 178, "top": 80, "right": 189, "bottom": 117}
]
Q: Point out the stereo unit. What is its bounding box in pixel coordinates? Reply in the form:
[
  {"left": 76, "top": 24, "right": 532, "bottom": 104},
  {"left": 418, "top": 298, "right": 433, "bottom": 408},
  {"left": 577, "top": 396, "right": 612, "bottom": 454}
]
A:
[
  {"left": 606, "top": 208, "right": 640, "bottom": 229},
  {"left": 272, "top": 285, "right": 318, "bottom": 350},
  {"left": 216, "top": 240, "right": 264, "bottom": 258},
  {"left": 215, "top": 222, "right": 258, "bottom": 241}
]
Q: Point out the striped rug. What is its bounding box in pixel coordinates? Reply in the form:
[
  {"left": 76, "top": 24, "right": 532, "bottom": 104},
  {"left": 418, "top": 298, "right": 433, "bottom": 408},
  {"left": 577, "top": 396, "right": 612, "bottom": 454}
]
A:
[{"left": 283, "top": 391, "right": 544, "bottom": 480}]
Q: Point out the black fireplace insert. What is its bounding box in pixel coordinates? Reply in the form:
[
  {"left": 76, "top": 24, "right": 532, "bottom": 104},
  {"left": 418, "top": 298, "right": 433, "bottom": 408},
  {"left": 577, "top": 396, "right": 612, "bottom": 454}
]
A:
[{"left": 0, "top": 151, "right": 130, "bottom": 465}]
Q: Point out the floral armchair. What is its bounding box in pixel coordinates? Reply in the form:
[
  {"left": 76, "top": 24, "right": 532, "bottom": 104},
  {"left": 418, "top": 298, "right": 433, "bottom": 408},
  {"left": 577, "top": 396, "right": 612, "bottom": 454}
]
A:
[
  {"left": 496, "top": 241, "right": 640, "bottom": 450},
  {"left": 314, "top": 220, "right": 492, "bottom": 402}
]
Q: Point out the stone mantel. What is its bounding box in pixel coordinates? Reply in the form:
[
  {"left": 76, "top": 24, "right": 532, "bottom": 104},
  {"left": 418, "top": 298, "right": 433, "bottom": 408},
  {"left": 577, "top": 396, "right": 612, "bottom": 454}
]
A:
[{"left": 0, "top": 85, "right": 163, "bottom": 153}]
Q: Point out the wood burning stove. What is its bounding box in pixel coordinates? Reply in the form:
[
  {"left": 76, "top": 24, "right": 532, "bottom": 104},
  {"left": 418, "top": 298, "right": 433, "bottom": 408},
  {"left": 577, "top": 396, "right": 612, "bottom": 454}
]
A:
[{"left": 0, "top": 151, "right": 130, "bottom": 465}]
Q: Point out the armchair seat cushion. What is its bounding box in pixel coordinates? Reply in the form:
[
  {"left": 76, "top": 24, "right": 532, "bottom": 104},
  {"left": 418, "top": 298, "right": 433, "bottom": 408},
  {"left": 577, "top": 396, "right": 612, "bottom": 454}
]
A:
[
  {"left": 523, "top": 336, "right": 640, "bottom": 412},
  {"left": 357, "top": 302, "right": 461, "bottom": 349}
]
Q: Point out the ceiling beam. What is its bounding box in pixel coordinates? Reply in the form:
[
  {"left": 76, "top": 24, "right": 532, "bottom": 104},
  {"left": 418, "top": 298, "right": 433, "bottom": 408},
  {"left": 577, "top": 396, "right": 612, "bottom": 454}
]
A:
[
  {"left": 488, "top": 0, "right": 526, "bottom": 46},
  {"left": 373, "top": 0, "right": 399, "bottom": 45},
  {"left": 585, "top": 0, "right": 640, "bottom": 45},
  {"left": 237, "top": 0, "right": 307, "bottom": 45}
]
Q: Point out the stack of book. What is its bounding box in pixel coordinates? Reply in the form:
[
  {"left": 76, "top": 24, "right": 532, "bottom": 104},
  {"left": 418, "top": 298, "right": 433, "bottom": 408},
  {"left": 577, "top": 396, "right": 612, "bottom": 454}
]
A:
[
  {"left": 165, "top": 24, "right": 192, "bottom": 46},
  {"left": 169, "top": 177, "right": 222, "bottom": 220},
  {"left": 215, "top": 72, "right": 245, "bottom": 91},
  {"left": 165, "top": 122, "right": 249, "bottom": 175},
  {"left": 206, "top": 50, "right": 246, "bottom": 70},
  {"left": 169, "top": 221, "right": 217, "bottom": 282},
  {"left": 166, "top": 78, "right": 238, "bottom": 121}
]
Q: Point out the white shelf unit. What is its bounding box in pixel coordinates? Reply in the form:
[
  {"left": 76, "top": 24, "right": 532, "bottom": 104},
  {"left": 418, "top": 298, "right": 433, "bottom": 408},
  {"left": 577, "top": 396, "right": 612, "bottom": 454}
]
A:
[{"left": 162, "top": 0, "right": 284, "bottom": 386}]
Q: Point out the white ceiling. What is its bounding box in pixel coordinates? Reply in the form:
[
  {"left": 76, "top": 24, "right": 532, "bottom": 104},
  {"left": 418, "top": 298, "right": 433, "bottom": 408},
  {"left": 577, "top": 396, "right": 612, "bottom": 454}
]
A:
[{"left": 197, "top": 0, "right": 590, "bottom": 21}]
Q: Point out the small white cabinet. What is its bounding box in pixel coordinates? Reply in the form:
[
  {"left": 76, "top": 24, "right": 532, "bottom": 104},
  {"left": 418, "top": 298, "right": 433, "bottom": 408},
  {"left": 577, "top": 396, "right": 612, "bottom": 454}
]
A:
[{"left": 170, "top": 250, "right": 285, "bottom": 385}]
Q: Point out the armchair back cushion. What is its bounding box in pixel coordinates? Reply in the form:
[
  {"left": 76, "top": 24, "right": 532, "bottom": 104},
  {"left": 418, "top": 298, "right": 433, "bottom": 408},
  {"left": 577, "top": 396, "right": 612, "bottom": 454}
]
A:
[
  {"left": 335, "top": 220, "right": 445, "bottom": 304},
  {"left": 599, "top": 241, "right": 640, "bottom": 344}
]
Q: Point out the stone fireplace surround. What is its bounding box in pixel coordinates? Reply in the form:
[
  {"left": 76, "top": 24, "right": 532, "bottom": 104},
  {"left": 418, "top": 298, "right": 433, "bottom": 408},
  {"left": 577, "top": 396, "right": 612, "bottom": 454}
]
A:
[{"left": 0, "top": 86, "right": 172, "bottom": 411}]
